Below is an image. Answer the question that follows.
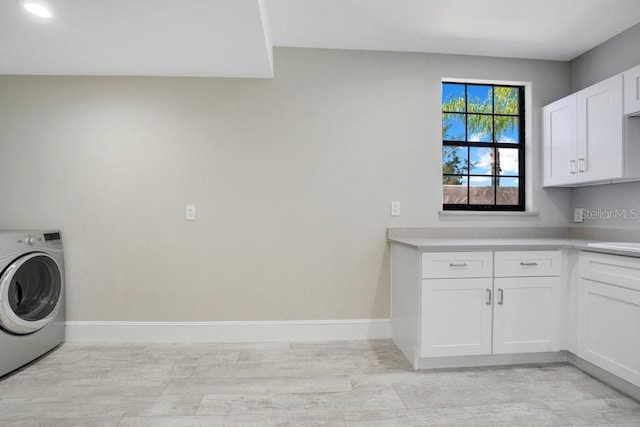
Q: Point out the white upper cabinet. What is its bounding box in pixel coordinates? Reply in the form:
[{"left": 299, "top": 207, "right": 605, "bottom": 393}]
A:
[
  {"left": 543, "top": 73, "right": 640, "bottom": 187},
  {"left": 624, "top": 64, "right": 640, "bottom": 116},
  {"left": 576, "top": 75, "right": 624, "bottom": 183},
  {"left": 543, "top": 94, "right": 578, "bottom": 186}
]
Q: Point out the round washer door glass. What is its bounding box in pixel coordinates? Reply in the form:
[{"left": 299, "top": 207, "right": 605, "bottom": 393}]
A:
[{"left": 0, "top": 253, "right": 62, "bottom": 335}]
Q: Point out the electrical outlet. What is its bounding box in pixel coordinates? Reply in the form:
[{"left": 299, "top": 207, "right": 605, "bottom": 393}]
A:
[
  {"left": 186, "top": 204, "right": 196, "bottom": 221},
  {"left": 391, "top": 201, "right": 401, "bottom": 217},
  {"left": 574, "top": 207, "right": 584, "bottom": 223}
]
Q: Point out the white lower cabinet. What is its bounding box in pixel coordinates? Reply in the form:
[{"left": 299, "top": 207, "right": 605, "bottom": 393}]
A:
[
  {"left": 420, "top": 250, "right": 561, "bottom": 358},
  {"left": 421, "top": 277, "right": 492, "bottom": 357},
  {"left": 578, "top": 252, "right": 640, "bottom": 387},
  {"left": 393, "top": 243, "right": 640, "bottom": 392},
  {"left": 493, "top": 277, "right": 561, "bottom": 354}
]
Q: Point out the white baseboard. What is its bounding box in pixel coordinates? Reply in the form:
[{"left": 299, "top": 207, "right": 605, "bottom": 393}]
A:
[
  {"left": 412, "top": 351, "right": 568, "bottom": 370},
  {"left": 64, "top": 319, "right": 392, "bottom": 343},
  {"left": 568, "top": 352, "right": 640, "bottom": 402}
]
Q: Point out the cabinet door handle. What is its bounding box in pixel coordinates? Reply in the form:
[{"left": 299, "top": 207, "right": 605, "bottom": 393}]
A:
[
  {"left": 449, "top": 262, "right": 468, "bottom": 268},
  {"left": 485, "top": 288, "right": 492, "bottom": 305},
  {"left": 578, "top": 157, "right": 586, "bottom": 173},
  {"left": 520, "top": 262, "right": 539, "bottom": 266},
  {"left": 569, "top": 159, "right": 577, "bottom": 174},
  {"left": 498, "top": 288, "right": 504, "bottom": 305}
]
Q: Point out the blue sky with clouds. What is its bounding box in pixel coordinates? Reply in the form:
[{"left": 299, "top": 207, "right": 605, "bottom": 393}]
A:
[{"left": 442, "top": 83, "right": 520, "bottom": 187}]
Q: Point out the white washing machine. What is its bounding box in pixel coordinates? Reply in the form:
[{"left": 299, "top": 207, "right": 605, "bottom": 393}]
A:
[{"left": 0, "top": 231, "right": 65, "bottom": 378}]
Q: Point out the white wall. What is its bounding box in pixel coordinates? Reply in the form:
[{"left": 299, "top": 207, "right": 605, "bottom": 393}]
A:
[
  {"left": 570, "top": 23, "right": 640, "bottom": 229},
  {"left": 0, "top": 48, "right": 571, "bottom": 321}
]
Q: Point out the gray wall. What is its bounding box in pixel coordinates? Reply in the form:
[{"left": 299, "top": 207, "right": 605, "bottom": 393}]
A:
[
  {"left": 571, "top": 22, "right": 640, "bottom": 91},
  {"left": 570, "top": 23, "right": 640, "bottom": 229},
  {"left": 0, "top": 48, "right": 571, "bottom": 321}
]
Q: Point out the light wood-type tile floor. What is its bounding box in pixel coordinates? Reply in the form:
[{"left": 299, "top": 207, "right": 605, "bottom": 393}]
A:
[{"left": 0, "top": 340, "right": 639, "bottom": 426}]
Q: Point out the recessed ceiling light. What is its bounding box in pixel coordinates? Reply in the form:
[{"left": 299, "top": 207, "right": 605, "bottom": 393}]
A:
[{"left": 23, "top": 2, "right": 52, "bottom": 18}]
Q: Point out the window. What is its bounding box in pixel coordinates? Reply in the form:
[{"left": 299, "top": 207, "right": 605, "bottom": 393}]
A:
[{"left": 442, "top": 82, "right": 525, "bottom": 211}]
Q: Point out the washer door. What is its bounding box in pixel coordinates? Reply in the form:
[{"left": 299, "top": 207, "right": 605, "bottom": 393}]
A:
[{"left": 0, "top": 252, "right": 62, "bottom": 335}]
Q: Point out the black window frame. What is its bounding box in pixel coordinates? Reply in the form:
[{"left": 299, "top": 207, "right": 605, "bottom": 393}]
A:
[{"left": 442, "top": 82, "right": 526, "bottom": 211}]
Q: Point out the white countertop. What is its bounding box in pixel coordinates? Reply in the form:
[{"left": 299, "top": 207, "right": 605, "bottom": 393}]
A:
[{"left": 388, "top": 237, "right": 640, "bottom": 257}]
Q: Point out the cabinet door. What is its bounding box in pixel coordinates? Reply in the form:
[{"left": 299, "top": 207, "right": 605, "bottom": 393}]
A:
[
  {"left": 493, "top": 277, "right": 561, "bottom": 354},
  {"left": 576, "top": 74, "right": 624, "bottom": 183},
  {"left": 577, "top": 278, "right": 640, "bottom": 387},
  {"left": 421, "top": 278, "right": 492, "bottom": 357},
  {"left": 543, "top": 94, "right": 578, "bottom": 186},
  {"left": 624, "top": 64, "right": 640, "bottom": 116}
]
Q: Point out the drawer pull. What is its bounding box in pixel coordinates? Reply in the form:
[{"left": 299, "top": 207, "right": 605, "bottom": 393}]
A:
[
  {"left": 449, "top": 262, "right": 468, "bottom": 268},
  {"left": 485, "top": 288, "right": 492, "bottom": 305},
  {"left": 520, "top": 262, "right": 539, "bottom": 266},
  {"left": 498, "top": 288, "right": 504, "bottom": 305}
]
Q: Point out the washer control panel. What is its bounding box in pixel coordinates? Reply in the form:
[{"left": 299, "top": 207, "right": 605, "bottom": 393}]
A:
[{"left": 16, "top": 232, "right": 60, "bottom": 247}]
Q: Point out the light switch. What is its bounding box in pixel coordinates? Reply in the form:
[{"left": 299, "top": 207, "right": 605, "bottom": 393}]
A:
[
  {"left": 391, "top": 201, "right": 401, "bottom": 217},
  {"left": 186, "top": 204, "right": 196, "bottom": 221}
]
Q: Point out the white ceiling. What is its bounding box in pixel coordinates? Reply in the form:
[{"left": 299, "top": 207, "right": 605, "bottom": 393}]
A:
[
  {"left": 1, "top": 0, "right": 640, "bottom": 78},
  {"left": 267, "top": 0, "right": 640, "bottom": 61},
  {"left": 0, "top": 0, "right": 274, "bottom": 78}
]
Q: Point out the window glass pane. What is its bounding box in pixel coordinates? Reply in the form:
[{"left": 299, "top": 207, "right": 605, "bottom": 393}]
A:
[
  {"left": 494, "top": 87, "right": 519, "bottom": 115},
  {"left": 469, "top": 176, "right": 494, "bottom": 205},
  {"left": 497, "top": 148, "right": 519, "bottom": 176},
  {"left": 469, "top": 147, "right": 493, "bottom": 175},
  {"left": 441, "top": 82, "right": 524, "bottom": 211},
  {"left": 443, "top": 175, "right": 468, "bottom": 204},
  {"left": 495, "top": 116, "right": 519, "bottom": 142},
  {"left": 442, "top": 146, "right": 468, "bottom": 175},
  {"left": 442, "top": 83, "right": 466, "bottom": 112},
  {"left": 497, "top": 177, "right": 519, "bottom": 205},
  {"left": 467, "top": 114, "right": 492, "bottom": 142},
  {"left": 467, "top": 85, "right": 492, "bottom": 113},
  {"left": 443, "top": 113, "right": 466, "bottom": 141}
]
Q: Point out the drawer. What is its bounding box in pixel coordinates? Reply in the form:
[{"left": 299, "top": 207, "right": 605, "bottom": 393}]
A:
[
  {"left": 421, "top": 251, "right": 492, "bottom": 279},
  {"left": 494, "top": 251, "right": 561, "bottom": 277},
  {"left": 580, "top": 251, "right": 640, "bottom": 292}
]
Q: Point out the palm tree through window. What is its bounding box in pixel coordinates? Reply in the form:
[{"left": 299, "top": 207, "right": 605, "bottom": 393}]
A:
[{"left": 442, "top": 82, "right": 525, "bottom": 210}]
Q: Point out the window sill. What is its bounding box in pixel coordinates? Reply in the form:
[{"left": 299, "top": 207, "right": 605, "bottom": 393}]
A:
[{"left": 439, "top": 210, "right": 540, "bottom": 217}]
